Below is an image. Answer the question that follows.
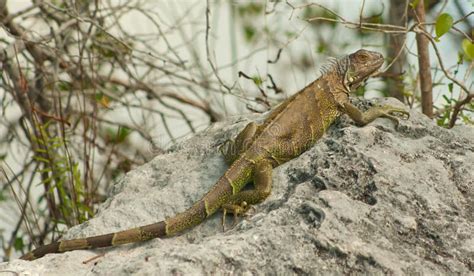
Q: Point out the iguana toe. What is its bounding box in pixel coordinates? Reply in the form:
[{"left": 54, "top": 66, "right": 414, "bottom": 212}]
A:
[
  {"left": 379, "top": 105, "right": 410, "bottom": 125},
  {"left": 221, "top": 201, "right": 250, "bottom": 231}
]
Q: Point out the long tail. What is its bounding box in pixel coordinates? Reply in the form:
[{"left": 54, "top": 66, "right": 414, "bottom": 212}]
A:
[{"left": 20, "top": 158, "right": 253, "bottom": 261}]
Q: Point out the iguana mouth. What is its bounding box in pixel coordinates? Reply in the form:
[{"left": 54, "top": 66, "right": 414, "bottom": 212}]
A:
[
  {"left": 363, "top": 57, "right": 384, "bottom": 79},
  {"left": 370, "top": 57, "right": 384, "bottom": 73}
]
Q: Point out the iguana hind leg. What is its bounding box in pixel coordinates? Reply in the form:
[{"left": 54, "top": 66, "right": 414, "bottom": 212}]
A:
[
  {"left": 220, "top": 122, "right": 259, "bottom": 164},
  {"left": 221, "top": 201, "right": 250, "bottom": 231},
  {"left": 343, "top": 102, "right": 410, "bottom": 126},
  {"left": 221, "top": 159, "right": 272, "bottom": 229}
]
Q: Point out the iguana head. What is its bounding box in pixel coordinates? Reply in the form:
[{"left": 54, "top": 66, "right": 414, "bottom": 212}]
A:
[{"left": 343, "top": 49, "right": 384, "bottom": 92}]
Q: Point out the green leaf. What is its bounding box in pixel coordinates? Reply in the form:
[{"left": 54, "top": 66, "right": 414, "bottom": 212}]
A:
[
  {"left": 252, "top": 76, "right": 262, "bottom": 86},
  {"left": 435, "top": 13, "right": 453, "bottom": 39},
  {"left": 57, "top": 81, "right": 72, "bottom": 92},
  {"left": 462, "top": 39, "right": 474, "bottom": 60},
  {"left": 410, "top": 0, "right": 420, "bottom": 9},
  {"left": 448, "top": 83, "right": 453, "bottom": 93},
  {"left": 442, "top": 94, "right": 451, "bottom": 103},
  {"left": 457, "top": 52, "right": 464, "bottom": 64},
  {"left": 237, "top": 3, "right": 263, "bottom": 16},
  {"left": 14, "top": 237, "right": 24, "bottom": 251},
  {"left": 95, "top": 92, "right": 104, "bottom": 101},
  {"left": 104, "top": 126, "right": 131, "bottom": 143},
  {"left": 316, "top": 45, "right": 326, "bottom": 53},
  {"left": 33, "top": 156, "right": 50, "bottom": 163},
  {"left": 117, "top": 126, "right": 131, "bottom": 143},
  {"left": 243, "top": 25, "right": 256, "bottom": 42}
]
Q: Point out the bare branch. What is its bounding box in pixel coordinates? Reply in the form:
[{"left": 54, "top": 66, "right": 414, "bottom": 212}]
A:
[
  {"left": 448, "top": 93, "right": 474, "bottom": 128},
  {"left": 205, "top": 0, "right": 234, "bottom": 94},
  {"left": 414, "top": 1, "right": 434, "bottom": 118}
]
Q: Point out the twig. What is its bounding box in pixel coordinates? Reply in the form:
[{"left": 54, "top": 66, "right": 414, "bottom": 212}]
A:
[
  {"left": 238, "top": 71, "right": 268, "bottom": 98},
  {"left": 82, "top": 253, "right": 105, "bottom": 264},
  {"left": 419, "top": 29, "right": 472, "bottom": 95},
  {"left": 205, "top": 0, "right": 234, "bottom": 93},
  {"left": 267, "top": 48, "right": 283, "bottom": 64},
  {"left": 359, "top": 0, "right": 366, "bottom": 29},
  {"left": 266, "top": 74, "right": 283, "bottom": 94},
  {"left": 448, "top": 93, "right": 474, "bottom": 128}
]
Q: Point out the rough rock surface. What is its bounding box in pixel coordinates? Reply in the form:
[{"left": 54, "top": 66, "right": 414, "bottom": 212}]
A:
[{"left": 1, "top": 98, "right": 473, "bottom": 275}]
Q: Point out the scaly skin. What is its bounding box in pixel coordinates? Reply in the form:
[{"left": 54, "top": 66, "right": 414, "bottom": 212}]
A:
[{"left": 20, "top": 49, "right": 409, "bottom": 261}]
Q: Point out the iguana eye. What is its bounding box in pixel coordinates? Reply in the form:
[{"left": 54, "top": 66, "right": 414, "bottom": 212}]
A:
[{"left": 359, "top": 53, "right": 369, "bottom": 61}]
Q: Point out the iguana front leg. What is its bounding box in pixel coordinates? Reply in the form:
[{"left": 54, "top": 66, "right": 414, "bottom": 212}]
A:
[
  {"left": 221, "top": 159, "right": 272, "bottom": 229},
  {"left": 220, "top": 122, "right": 259, "bottom": 165},
  {"left": 343, "top": 102, "right": 410, "bottom": 126}
]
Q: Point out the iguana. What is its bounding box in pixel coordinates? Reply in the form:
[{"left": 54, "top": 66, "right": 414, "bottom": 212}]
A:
[{"left": 20, "top": 49, "right": 409, "bottom": 261}]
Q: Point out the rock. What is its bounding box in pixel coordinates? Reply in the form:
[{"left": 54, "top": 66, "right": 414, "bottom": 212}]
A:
[{"left": 1, "top": 98, "right": 473, "bottom": 275}]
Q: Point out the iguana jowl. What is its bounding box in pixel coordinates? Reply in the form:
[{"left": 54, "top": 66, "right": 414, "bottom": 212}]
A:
[{"left": 21, "top": 49, "right": 408, "bottom": 260}]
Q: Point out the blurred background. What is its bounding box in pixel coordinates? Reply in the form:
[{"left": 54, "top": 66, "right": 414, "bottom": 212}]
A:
[{"left": 0, "top": 0, "right": 472, "bottom": 260}]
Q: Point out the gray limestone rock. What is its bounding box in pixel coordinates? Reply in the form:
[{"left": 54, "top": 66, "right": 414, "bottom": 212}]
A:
[{"left": 1, "top": 98, "right": 473, "bottom": 275}]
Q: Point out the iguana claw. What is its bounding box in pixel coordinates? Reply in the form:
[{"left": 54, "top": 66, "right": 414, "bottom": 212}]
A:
[
  {"left": 378, "top": 105, "right": 410, "bottom": 126},
  {"left": 221, "top": 201, "right": 250, "bottom": 231}
]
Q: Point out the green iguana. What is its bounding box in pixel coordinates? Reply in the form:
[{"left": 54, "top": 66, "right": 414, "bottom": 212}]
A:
[{"left": 21, "top": 49, "right": 409, "bottom": 261}]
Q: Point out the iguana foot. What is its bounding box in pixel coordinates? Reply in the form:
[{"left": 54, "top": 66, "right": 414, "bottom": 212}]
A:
[
  {"left": 376, "top": 105, "right": 410, "bottom": 126},
  {"left": 344, "top": 102, "right": 410, "bottom": 127},
  {"left": 221, "top": 201, "right": 251, "bottom": 231}
]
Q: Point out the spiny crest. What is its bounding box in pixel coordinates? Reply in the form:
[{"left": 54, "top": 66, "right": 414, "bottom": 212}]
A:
[{"left": 319, "top": 55, "right": 350, "bottom": 77}]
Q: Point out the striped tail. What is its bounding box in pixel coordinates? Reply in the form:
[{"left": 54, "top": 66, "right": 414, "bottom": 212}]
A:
[
  {"left": 20, "top": 220, "right": 168, "bottom": 261},
  {"left": 20, "top": 157, "right": 253, "bottom": 261}
]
